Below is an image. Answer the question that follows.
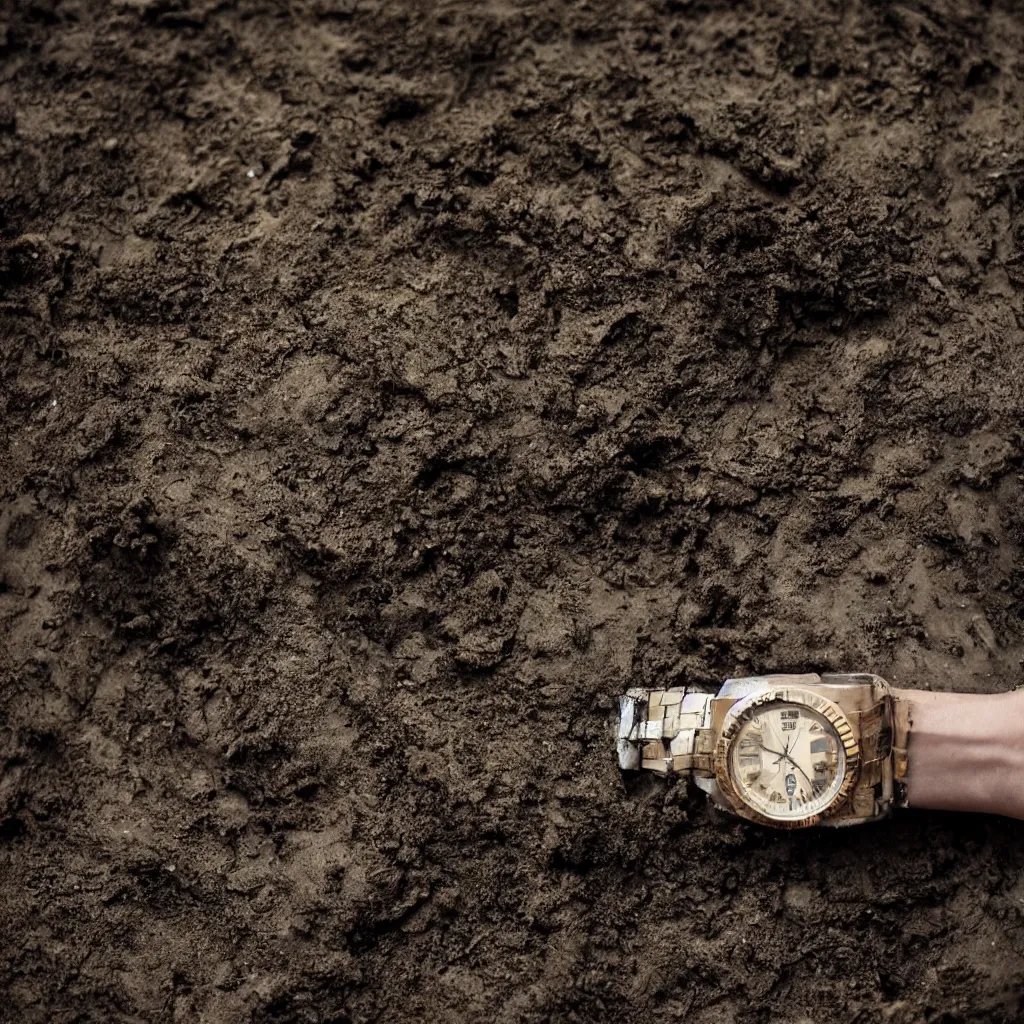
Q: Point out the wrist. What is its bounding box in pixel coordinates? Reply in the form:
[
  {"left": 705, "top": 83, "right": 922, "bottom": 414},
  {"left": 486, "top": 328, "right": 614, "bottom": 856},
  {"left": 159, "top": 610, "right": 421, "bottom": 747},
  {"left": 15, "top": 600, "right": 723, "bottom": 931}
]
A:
[{"left": 893, "top": 688, "right": 1024, "bottom": 820}]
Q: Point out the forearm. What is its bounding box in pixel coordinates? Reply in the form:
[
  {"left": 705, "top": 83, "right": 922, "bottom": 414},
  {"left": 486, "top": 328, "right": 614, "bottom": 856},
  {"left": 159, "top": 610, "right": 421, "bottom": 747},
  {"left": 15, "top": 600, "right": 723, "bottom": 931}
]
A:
[{"left": 892, "top": 688, "right": 1024, "bottom": 820}]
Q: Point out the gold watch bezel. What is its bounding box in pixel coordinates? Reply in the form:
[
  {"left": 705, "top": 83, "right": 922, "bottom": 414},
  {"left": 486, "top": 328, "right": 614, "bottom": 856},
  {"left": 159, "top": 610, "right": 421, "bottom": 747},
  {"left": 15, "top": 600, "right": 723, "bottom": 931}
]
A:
[{"left": 714, "top": 686, "right": 861, "bottom": 829}]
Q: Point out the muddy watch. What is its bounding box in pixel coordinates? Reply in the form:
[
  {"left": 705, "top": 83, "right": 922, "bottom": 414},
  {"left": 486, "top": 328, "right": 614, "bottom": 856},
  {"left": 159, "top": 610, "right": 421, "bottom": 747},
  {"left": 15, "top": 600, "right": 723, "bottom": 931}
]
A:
[{"left": 617, "top": 673, "right": 911, "bottom": 828}]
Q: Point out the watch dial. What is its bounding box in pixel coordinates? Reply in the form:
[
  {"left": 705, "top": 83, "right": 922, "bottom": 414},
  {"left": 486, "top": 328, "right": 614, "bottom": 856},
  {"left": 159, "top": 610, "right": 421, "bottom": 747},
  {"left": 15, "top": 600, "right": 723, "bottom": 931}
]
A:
[{"left": 729, "top": 702, "right": 846, "bottom": 820}]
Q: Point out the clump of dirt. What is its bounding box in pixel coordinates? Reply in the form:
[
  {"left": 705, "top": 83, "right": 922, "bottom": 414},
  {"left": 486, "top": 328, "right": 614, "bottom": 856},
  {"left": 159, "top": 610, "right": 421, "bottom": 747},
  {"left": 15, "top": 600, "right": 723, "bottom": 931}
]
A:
[{"left": 4, "top": 2, "right": 1024, "bottom": 1022}]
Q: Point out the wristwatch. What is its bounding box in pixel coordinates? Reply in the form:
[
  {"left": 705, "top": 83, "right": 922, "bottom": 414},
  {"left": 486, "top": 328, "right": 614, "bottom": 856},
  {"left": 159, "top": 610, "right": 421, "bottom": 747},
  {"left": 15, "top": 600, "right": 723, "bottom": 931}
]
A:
[{"left": 617, "top": 673, "right": 911, "bottom": 828}]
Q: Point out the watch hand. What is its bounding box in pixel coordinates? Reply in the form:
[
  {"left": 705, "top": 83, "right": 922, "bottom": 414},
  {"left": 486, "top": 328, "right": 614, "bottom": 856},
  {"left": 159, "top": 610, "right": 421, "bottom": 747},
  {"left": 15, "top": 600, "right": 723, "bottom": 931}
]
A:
[{"left": 785, "top": 726, "right": 815, "bottom": 785}]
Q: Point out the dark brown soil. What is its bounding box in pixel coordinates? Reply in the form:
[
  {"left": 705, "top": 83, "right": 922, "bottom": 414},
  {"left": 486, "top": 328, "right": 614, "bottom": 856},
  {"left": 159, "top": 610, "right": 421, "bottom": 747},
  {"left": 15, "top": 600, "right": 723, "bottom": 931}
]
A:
[{"left": 5, "top": 1, "right": 1024, "bottom": 1021}]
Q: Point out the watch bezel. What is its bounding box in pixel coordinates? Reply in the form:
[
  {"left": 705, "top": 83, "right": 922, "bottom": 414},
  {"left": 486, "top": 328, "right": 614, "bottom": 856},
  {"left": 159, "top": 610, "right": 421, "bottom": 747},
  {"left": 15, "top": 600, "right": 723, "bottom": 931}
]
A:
[{"left": 714, "top": 686, "right": 861, "bottom": 829}]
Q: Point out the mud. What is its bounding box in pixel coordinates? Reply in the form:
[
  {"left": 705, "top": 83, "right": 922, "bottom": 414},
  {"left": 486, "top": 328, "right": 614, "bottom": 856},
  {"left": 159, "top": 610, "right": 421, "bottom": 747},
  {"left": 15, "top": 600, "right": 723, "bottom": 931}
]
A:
[{"left": 4, "top": 1, "right": 1024, "bottom": 1021}]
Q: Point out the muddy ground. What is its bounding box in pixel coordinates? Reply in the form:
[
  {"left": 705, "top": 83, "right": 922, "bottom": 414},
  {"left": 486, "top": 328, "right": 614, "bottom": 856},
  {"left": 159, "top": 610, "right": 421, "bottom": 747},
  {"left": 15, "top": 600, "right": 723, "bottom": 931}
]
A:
[{"left": 4, "top": 0, "right": 1024, "bottom": 1021}]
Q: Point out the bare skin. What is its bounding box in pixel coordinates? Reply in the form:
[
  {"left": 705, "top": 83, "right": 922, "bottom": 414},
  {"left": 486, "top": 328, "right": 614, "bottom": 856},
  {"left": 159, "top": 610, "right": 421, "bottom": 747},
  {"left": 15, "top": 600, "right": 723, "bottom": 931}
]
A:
[{"left": 892, "top": 688, "right": 1024, "bottom": 821}]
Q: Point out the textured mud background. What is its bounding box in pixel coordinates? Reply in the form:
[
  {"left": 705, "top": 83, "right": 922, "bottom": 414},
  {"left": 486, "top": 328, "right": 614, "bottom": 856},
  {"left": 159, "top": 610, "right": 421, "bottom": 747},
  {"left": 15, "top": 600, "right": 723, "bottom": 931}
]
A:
[{"left": 5, "top": 1, "right": 1024, "bottom": 1021}]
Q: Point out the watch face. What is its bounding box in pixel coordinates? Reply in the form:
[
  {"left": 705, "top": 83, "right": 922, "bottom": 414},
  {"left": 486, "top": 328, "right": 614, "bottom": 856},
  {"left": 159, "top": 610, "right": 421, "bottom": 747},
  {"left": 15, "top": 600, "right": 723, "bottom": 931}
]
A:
[{"left": 728, "top": 701, "right": 847, "bottom": 821}]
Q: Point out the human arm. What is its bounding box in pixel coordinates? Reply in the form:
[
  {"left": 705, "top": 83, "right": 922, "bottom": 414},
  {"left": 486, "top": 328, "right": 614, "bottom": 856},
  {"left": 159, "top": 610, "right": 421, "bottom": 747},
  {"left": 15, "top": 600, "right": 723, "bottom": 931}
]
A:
[{"left": 891, "top": 687, "right": 1024, "bottom": 820}]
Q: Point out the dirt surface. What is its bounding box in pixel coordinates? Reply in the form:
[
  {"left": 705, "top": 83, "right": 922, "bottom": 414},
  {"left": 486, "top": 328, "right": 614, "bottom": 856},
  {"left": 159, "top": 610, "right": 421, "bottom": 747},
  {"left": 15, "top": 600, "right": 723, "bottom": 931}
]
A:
[{"left": 6, "top": 1, "right": 1024, "bottom": 1021}]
